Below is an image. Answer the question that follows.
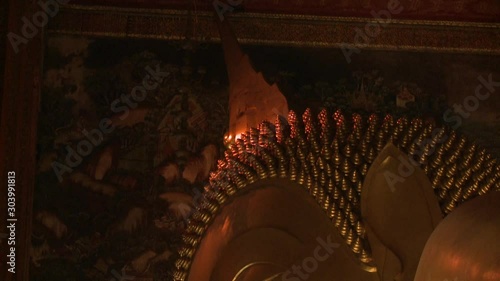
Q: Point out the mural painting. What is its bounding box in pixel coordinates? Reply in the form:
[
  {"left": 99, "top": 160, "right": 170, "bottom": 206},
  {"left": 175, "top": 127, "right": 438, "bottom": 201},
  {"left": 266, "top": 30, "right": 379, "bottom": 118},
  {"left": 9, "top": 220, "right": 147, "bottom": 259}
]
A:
[{"left": 32, "top": 35, "right": 499, "bottom": 280}]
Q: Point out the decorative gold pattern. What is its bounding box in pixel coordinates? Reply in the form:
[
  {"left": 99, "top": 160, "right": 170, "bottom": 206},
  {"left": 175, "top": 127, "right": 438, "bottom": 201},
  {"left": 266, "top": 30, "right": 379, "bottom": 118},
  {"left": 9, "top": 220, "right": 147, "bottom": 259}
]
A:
[
  {"left": 173, "top": 109, "right": 500, "bottom": 280},
  {"left": 48, "top": 5, "right": 500, "bottom": 54}
]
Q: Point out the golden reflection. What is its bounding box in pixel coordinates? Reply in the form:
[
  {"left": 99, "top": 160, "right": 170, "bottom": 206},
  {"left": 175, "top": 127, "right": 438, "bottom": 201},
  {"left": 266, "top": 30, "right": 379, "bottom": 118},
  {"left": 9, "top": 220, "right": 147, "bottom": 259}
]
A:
[{"left": 231, "top": 262, "right": 285, "bottom": 281}]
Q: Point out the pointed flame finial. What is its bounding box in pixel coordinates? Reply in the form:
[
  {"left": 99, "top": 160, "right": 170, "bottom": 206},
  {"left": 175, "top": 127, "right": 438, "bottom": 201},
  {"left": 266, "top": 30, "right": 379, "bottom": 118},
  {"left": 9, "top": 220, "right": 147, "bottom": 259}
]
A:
[{"left": 216, "top": 15, "right": 289, "bottom": 145}]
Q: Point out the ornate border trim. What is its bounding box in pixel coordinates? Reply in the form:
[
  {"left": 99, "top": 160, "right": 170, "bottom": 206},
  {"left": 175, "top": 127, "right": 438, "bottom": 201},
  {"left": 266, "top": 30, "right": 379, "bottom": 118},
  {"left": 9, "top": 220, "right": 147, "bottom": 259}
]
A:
[{"left": 47, "top": 5, "right": 500, "bottom": 54}]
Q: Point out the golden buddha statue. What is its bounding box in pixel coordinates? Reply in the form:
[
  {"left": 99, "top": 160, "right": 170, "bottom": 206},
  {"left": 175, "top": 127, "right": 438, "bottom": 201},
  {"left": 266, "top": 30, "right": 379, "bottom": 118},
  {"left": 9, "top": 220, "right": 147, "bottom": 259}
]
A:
[{"left": 172, "top": 14, "right": 500, "bottom": 281}]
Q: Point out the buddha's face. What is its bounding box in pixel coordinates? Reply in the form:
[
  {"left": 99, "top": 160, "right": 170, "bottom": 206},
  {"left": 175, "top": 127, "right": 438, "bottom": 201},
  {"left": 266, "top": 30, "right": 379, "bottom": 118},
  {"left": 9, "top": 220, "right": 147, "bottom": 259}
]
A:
[{"left": 185, "top": 179, "right": 377, "bottom": 281}]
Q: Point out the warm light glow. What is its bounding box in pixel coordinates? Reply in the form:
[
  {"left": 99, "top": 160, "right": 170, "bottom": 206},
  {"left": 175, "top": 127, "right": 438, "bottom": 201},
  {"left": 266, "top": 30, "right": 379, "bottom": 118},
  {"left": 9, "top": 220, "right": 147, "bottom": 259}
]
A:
[
  {"left": 221, "top": 216, "right": 232, "bottom": 236},
  {"left": 220, "top": 16, "right": 288, "bottom": 149},
  {"left": 223, "top": 133, "right": 245, "bottom": 148}
]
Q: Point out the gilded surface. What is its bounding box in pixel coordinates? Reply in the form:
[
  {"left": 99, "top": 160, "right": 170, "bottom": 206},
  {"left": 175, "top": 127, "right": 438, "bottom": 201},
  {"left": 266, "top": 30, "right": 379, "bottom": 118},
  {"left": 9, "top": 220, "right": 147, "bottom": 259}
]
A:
[{"left": 173, "top": 109, "right": 500, "bottom": 280}]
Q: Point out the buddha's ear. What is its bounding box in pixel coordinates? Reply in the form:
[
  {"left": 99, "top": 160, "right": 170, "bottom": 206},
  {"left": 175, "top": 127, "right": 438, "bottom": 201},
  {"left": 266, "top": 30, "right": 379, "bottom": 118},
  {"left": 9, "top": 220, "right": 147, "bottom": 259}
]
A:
[
  {"left": 361, "top": 143, "right": 442, "bottom": 281},
  {"left": 415, "top": 191, "right": 500, "bottom": 281}
]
